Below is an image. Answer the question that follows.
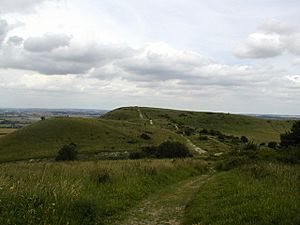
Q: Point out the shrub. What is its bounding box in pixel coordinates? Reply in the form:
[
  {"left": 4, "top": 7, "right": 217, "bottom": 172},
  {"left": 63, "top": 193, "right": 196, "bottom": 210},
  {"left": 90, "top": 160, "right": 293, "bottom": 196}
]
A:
[
  {"left": 55, "top": 143, "right": 78, "bottom": 161},
  {"left": 280, "top": 121, "right": 300, "bottom": 147},
  {"left": 133, "top": 141, "right": 193, "bottom": 159},
  {"left": 268, "top": 141, "right": 278, "bottom": 149},
  {"left": 276, "top": 146, "right": 300, "bottom": 164},
  {"left": 240, "top": 136, "right": 249, "bottom": 143},
  {"left": 155, "top": 141, "right": 192, "bottom": 158},
  {"left": 140, "top": 133, "right": 151, "bottom": 140},
  {"left": 129, "top": 151, "right": 147, "bottom": 159},
  {"left": 243, "top": 142, "right": 258, "bottom": 151},
  {"left": 199, "top": 135, "right": 208, "bottom": 141},
  {"left": 183, "top": 127, "right": 195, "bottom": 136},
  {"left": 199, "top": 128, "right": 209, "bottom": 134}
]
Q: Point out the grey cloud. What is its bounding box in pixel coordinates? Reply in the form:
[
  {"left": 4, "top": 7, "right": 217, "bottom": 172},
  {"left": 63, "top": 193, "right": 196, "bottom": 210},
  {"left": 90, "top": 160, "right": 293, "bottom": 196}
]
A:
[
  {"left": 0, "top": 36, "right": 135, "bottom": 75},
  {"left": 24, "top": 33, "right": 72, "bottom": 52},
  {"left": 0, "top": 19, "right": 9, "bottom": 45},
  {"left": 7, "top": 36, "right": 24, "bottom": 45}
]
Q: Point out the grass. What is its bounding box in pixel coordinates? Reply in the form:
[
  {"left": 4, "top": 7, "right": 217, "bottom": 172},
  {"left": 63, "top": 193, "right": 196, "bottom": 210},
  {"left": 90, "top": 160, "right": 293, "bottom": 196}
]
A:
[
  {"left": 0, "top": 128, "right": 16, "bottom": 136},
  {"left": 0, "top": 159, "right": 207, "bottom": 225},
  {"left": 0, "top": 117, "right": 184, "bottom": 162},
  {"left": 183, "top": 162, "right": 300, "bottom": 225},
  {"left": 103, "top": 106, "right": 292, "bottom": 143}
]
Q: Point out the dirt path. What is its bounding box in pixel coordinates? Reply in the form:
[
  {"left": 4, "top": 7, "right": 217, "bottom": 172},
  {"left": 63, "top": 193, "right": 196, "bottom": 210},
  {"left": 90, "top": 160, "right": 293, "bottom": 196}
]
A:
[{"left": 112, "top": 174, "right": 213, "bottom": 225}]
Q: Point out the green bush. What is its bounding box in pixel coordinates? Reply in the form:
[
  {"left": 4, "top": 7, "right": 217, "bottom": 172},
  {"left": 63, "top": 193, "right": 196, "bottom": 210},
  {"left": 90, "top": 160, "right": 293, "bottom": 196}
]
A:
[
  {"left": 268, "top": 141, "right": 277, "bottom": 149},
  {"left": 276, "top": 146, "right": 300, "bottom": 164},
  {"left": 131, "top": 141, "right": 192, "bottom": 159},
  {"left": 55, "top": 143, "right": 78, "bottom": 161},
  {"left": 280, "top": 121, "right": 300, "bottom": 147},
  {"left": 154, "top": 141, "right": 192, "bottom": 158},
  {"left": 140, "top": 133, "right": 151, "bottom": 140},
  {"left": 240, "top": 136, "right": 249, "bottom": 143}
]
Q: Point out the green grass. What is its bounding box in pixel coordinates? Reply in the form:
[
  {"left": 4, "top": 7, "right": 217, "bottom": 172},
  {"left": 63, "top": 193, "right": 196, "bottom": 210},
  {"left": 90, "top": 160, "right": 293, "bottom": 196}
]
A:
[
  {"left": 103, "top": 106, "right": 292, "bottom": 143},
  {"left": 0, "top": 159, "right": 207, "bottom": 225},
  {"left": 0, "top": 117, "right": 184, "bottom": 162},
  {"left": 183, "top": 162, "right": 300, "bottom": 225}
]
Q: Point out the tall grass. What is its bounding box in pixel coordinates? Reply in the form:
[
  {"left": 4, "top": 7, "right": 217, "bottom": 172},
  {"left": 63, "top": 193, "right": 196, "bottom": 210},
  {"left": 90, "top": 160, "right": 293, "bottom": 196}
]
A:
[
  {"left": 0, "top": 159, "right": 207, "bottom": 225},
  {"left": 183, "top": 162, "right": 300, "bottom": 225}
]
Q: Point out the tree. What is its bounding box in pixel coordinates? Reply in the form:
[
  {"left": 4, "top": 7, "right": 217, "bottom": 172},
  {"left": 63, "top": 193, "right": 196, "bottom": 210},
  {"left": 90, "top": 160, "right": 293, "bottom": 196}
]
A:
[
  {"left": 56, "top": 143, "right": 78, "bottom": 161},
  {"left": 280, "top": 121, "right": 300, "bottom": 147}
]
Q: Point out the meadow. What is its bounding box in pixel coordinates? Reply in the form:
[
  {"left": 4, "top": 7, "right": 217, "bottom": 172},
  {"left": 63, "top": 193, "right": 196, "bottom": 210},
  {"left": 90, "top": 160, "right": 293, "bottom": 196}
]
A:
[
  {"left": 0, "top": 159, "right": 207, "bottom": 225},
  {"left": 183, "top": 162, "right": 300, "bottom": 225}
]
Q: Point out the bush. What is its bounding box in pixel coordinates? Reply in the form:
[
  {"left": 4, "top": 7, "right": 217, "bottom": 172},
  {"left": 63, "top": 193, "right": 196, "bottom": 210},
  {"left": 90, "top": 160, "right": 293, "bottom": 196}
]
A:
[
  {"left": 199, "top": 128, "right": 209, "bottom": 134},
  {"left": 154, "top": 141, "right": 192, "bottom": 158},
  {"left": 276, "top": 146, "right": 300, "bottom": 164},
  {"left": 268, "top": 141, "right": 278, "bottom": 149},
  {"left": 55, "top": 143, "right": 78, "bottom": 161},
  {"left": 199, "top": 135, "right": 208, "bottom": 141},
  {"left": 243, "top": 142, "right": 258, "bottom": 151},
  {"left": 131, "top": 141, "right": 192, "bottom": 159},
  {"left": 183, "top": 127, "right": 195, "bottom": 136},
  {"left": 240, "top": 136, "right": 249, "bottom": 143},
  {"left": 280, "top": 121, "right": 300, "bottom": 147},
  {"left": 140, "top": 133, "right": 151, "bottom": 140},
  {"left": 129, "top": 151, "right": 147, "bottom": 159}
]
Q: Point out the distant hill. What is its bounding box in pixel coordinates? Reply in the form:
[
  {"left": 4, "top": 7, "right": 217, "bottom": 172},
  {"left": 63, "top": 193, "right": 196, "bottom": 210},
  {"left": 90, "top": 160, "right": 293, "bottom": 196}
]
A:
[
  {"left": 102, "top": 106, "right": 293, "bottom": 143},
  {"left": 0, "top": 117, "right": 183, "bottom": 162},
  {"left": 0, "top": 106, "right": 295, "bottom": 162}
]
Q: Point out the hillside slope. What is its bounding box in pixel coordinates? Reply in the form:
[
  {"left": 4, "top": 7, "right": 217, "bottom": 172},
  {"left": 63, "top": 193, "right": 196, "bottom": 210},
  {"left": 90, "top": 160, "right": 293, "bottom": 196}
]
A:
[
  {"left": 0, "top": 117, "right": 184, "bottom": 162},
  {"left": 102, "top": 106, "right": 292, "bottom": 143}
]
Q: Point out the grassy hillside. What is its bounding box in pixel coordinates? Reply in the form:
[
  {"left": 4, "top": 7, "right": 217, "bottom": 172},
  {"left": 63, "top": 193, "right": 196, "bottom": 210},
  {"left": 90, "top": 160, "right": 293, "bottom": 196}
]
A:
[
  {"left": 102, "top": 107, "right": 292, "bottom": 143},
  {"left": 0, "top": 159, "right": 207, "bottom": 225},
  {"left": 0, "top": 117, "right": 184, "bottom": 162},
  {"left": 184, "top": 162, "right": 300, "bottom": 225}
]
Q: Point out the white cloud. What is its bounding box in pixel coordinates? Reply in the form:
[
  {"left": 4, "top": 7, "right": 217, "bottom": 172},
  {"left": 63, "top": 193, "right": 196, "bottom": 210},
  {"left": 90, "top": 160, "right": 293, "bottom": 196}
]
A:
[
  {"left": 257, "top": 19, "right": 297, "bottom": 34},
  {"left": 234, "top": 20, "right": 300, "bottom": 59},
  {"left": 234, "top": 33, "right": 284, "bottom": 58},
  {"left": 0, "top": 0, "right": 50, "bottom": 14},
  {"left": 292, "top": 58, "right": 300, "bottom": 67}
]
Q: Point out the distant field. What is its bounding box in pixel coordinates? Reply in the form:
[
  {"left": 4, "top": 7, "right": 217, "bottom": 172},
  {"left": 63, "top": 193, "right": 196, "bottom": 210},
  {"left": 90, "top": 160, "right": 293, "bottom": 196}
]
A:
[
  {"left": 0, "top": 117, "right": 184, "bottom": 162},
  {"left": 103, "top": 107, "right": 293, "bottom": 143}
]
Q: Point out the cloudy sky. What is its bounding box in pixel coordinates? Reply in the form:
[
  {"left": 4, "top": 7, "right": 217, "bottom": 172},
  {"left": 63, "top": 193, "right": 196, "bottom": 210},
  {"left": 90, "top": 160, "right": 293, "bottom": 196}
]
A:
[{"left": 0, "top": 0, "right": 300, "bottom": 114}]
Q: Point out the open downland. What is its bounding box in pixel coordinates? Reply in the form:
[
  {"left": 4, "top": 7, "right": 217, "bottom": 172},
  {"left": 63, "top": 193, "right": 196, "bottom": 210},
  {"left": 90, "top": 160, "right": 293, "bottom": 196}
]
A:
[
  {"left": 110, "top": 173, "right": 214, "bottom": 225},
  {"left": 0, "top": 117, "right": 184, "bottom": 162},
  {"left": 103, "top": 106, "right": 292, "bottom": 143}
]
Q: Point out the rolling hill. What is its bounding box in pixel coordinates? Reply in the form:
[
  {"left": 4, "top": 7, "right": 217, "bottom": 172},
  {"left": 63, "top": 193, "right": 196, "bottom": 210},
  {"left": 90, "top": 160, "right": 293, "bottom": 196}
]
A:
[
  {"left": 0, "top": 106, "right": 294, "bottom": 162},
  {"left": 102, "top": 106, "right": 292, "bottom": 143},
  {"left": 0, "top": 117, "right": 184, "bottom": 162}
]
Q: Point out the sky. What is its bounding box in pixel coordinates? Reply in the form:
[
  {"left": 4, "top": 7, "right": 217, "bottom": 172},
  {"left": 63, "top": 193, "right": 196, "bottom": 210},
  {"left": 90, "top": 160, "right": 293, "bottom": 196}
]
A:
[{"left": 0, "top": 0, "right": 300, "bottom": 114}]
